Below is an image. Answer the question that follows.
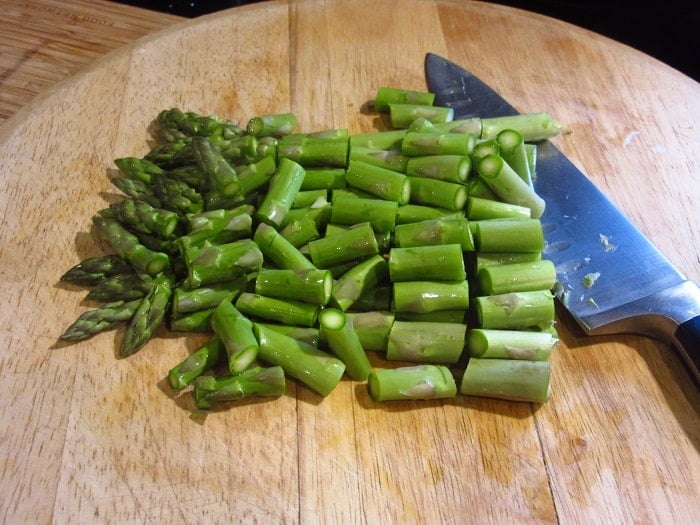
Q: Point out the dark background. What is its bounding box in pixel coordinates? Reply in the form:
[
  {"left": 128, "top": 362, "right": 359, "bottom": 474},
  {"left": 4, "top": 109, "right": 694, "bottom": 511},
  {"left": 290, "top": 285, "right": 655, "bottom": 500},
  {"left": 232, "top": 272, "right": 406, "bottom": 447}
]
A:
[{"left": 110, "top": 1, "right": 699, "bottom": 82}]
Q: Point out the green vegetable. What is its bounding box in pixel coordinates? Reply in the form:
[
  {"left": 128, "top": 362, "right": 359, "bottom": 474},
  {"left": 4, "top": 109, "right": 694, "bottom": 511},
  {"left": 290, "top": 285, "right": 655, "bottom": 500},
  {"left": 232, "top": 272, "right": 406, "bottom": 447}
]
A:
[
  {"left": 460, "top": 358, "right": 551, "bottom": 403},
  {"left": 368, "top": 365, "right": 457, "bottom": 401},
  {"left": 319, "top": 308, "right": 373, "bottom": 380}
]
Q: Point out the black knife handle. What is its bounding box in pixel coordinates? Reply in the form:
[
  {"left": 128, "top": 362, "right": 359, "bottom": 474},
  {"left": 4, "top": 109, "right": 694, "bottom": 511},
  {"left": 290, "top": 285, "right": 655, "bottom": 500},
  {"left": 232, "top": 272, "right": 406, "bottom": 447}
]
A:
[{"left": 675, "top": 315, "right": 700, "bottom": 385}]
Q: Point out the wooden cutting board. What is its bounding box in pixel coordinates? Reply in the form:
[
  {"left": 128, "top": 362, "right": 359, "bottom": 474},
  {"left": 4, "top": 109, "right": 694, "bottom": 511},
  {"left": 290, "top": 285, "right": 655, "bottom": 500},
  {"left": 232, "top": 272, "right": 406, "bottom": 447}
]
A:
[{"left": 1, "top": 1, "right": 698, "bottom": 523}]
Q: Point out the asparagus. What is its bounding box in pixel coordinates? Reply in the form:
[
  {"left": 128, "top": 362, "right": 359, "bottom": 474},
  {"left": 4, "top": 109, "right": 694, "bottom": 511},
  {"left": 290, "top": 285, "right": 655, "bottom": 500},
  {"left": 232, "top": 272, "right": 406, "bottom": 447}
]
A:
[
  {"left": 181, "top": 239, "right": 263, "bottom": 289},
  {"left": 211, "top": 300, "right": 259, "bottom": 375},
  {"left": 108, "top": 198, "right": 179, "bottom": 238},
  {"left": 393, "top": 217, "right": 474, "bottom": 250},
  {"left": 474, "top": 251, "right": 542, "bottom": 273},
  {"left": 475, "top": 290, "right": 555, "bottom": 330},
  {"left": 392, "top": 280, "right": 470, "bottom": 313},
  {"left": 344, "top": 160, "right": 411, "bottom": 204},
  {"left": 368, "top": 365, "right": 457, "bottom": 401},
  {"left": 468, "top": 329, "right": 557, "bottom": 360},
  {"left": 395, "top": 204, "right": 461, "bottom": 225},
  {"left": 386, "top": 321, "right": 466, "bottom": 364},
  {"left": 292, "top": 189, "right": 328, "bottom": 209},
  {"left": 111, "top": 176, "right": 163, "bottom": 208},
  {"left": 308, "top": 222, "right": 379, "bottom": 268},
  {"left": 254, "top": 268, "right": 333, "bottom": 305},
  {"left": 394, "top": 310, "right": 466, "bottom": 324},
  {"left": 171, "top": 278, "right": 246, "bottom": 316},
  {"left": 479, "top": 112, "right": 561, "bottom": 142},
  {"left": 155, "top": 107, "right": 243, "bottom": 140},
  {"left": 192, "top": 136, "right": 240, "bottom": 197},
  {"left": 374, "top": 87, "right": 436, "bottom": 111},
  {"left": 168, "top": 308, "right": 214, "bottom": 332},
  {"left": 277, "top": 133, "right": 349, "bottom": 168},
  {"left": 348, "top": 146, "right": 409, "bottom": 173},
  {"left": 279, "top": 214, "right": 321, "bottom": 247},
  {"left": 478, "top": 260, "right": 556, "bottom": 295},
  {"left": 460, "top": 358, "right": 551, "bottom": 403},
  {"left": 476, "top": 154, "right": 545, "bottom": 218},
  {"left": 331, "top": 254, "right": 389, "bottom": 311},
  {"left": 168, "top": 337, "right": 225, "bottom": 390},
  {"left": 60, "top": 254, "right": 134, "bottom": 285},
  {"left": 388, "top": 103, "right": 454, "bottom": 128},
  {"left": 235, "top": 155, "right": 277, "bottom": 196},
  {"left": 246, "top": 112, "right": 298, "bottom": 137},
  {"left": 256, "top": 158, "right": 306, "bottom": 227},
  {"left": 92, "top": 213, "right": 170, "bottom": 276},
  {"left": 114, "top": 157, "right": 165, "bottom": 184},
  {"left": 253, "top": 223, "right": 316, "bottom": 271},
  {"left": 346, "top": 311, "right": 395, "bottom": 351},
  {"left": 235, "top": 292, "right": 320, "bottom": 327},
  {"left": 319, "top": 308, "right": 373, "bottom": 380},
  {"left": 150, "top": 173, "right": 204, "bottom": 215},
  {"left": 253, "top": 323, "right": 345, "bottom": 396},
  {"left": 401, "top": 131, "right": 475, "bottom": 156},
  {"left": 329, "top": 193, "right": 398, "bottom": 233},
  {"left": 407, "top": 176, "right": 468, "bottom": 211},
  {"left": 388, "top": 244, "right": 466, "bottom": 282},
  {"left": 405, "top": 154, "right": 471, "bottom": 183},
  {"left": 466, "top": 196, "right": 531, "bottom": 220},
  {"left": 497, "top": 129, "right": 533, "bottom": 187},
  {"left": 167, "top": 164, "right": 209, "bottom": 189},
  {"left": 60, "top": 299, "right": 142, "bottom": 341},
  {"left": 180, "top": 206, "right": 254, "bottom": 248},
  {"left": 120, "top": 273, "right": 174, "bottom": 357},
  {"left": 349, "top": 129, "right": 407, "bottom": 150},
  {"left": 86, "top": 273, "right": 154, "bottom": 302},
  {"left": 255, "top": 323, "right": 320, "bottom": 346},
  {"left": 194, "top": 366, "right": 286, "bottom": 410},
  {"left": 300, "top": 167, "right": 346, "bottom": 190},
  {"left": 473, "top": 218, "right": 544, "bottom": 253}
]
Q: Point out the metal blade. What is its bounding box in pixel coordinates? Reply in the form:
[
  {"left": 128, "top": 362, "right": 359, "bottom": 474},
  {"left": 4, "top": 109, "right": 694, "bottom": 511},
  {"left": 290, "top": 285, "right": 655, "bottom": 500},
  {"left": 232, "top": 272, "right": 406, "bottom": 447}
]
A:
[{"left": 425, "top": 53, "right": 686, "bottom": 335}]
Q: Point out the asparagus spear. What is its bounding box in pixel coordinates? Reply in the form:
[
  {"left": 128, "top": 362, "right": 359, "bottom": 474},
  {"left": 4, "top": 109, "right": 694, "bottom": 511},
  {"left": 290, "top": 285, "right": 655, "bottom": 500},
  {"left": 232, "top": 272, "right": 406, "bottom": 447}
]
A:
[
  {"left": 386, "top": 321, "right": 466, "bottom": 364},
  {"left": 344, "top": 160, "right": 411, "bottom": 204},
  {"left": 393, "top": 217, "right": 474, "bottom": 250},
  {"left": 120, "top": 273, "right": 174, "bottom": 357},
  {"left": 86, "top": 273, "right": 154, "bottom": 302},
  {"left": 171, "top": 278, "right": 246, "bottom": 317},
  {"left": 468, "top": 329, "right": 557, "bottom": 360},
  {"left": 477, "top": 260, "right": 556, "bottom": 295},
  {"left": 374, "top": 87, "right": 436, "bottom": 111},
  {"left": 181, "top": 239, "right": 263, "bottom": 289},
  {"left": 194, "top": 366, "right": 286, "bottom": 409},
  {"left": 476, "top": 154, "right": 545, "bottom": 218},
  {"left": 407, "top": 176, "right": 468, "bottom": 211},
  {"left": 150, "top": 173, "right": 204, "bottom": 215},
  {"left": 256, "top": 158, "right": 306, "bottom": 227},
  {"left": 235, "top": 292, "right": 320, "bottom": 327},
  {"left": 211, "top": 300, "right": 259, "bottom": 375},
  {"left": 60, "top": 254, "right": 134, "bottom": 285},
  {"left": 253, "top": 323, "right": 345, "bottom": 396},
  {"left": 246, "top": 112, "right": 298, "bottom": 137},
  {"left": 388, "top": 244, "right": 466, "bottom": 282},
  {"left": 168, "top": 337, "right": 225, "bottom": 390},
  {"left": 191, "top": 136, "right": 240, "bottom": 197},
  {"left": 114, "top": 157, "right": 165, "bottom": 184},
  {"left": 460, "top": 358, "right": 551, "bottom": 403},
  {"left": 254, "top": 268, "right": 333, "bottom": 305},
  {"left": 474, "top": 290, "right": 555, "bottom": 330},
  {"left": 110, "top": 177, "right": 162, "bottom": 208},
  {"left": 388, "top": 103, "right": 454, "bottom": 128},
  {"left": 319, "top": 308, "right": 373, "bottom": 381},
  {"left": 392, "top": 280, "right": 470, "bottom": 313},
  {"left": 92, "top": 213, "right": 170, "bottom": 276},
  {"left": 60, "top": 299, "right": 142, "bottom": 341},
  {"left": 108, "top": 198, "right": 180, "bottom": 238},
  {"left": 368, "top": 365, "right": 457, "bottom": 401},
  {"left": 253, "top": 222, "right": 316, "bottom": 271}
]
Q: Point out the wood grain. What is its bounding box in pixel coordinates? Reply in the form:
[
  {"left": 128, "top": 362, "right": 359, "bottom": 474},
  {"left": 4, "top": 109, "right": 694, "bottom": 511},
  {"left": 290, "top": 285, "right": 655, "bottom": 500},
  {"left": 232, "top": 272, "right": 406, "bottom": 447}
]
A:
[{"left": 0, "top": 1, "right": 698, "bottom": 523}]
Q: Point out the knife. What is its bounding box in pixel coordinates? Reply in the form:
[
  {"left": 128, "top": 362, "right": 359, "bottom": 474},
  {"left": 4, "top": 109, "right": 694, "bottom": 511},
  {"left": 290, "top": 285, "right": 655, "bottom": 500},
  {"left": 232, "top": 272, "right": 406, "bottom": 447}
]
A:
[{"left": 425, "top": 53, "right": 700, "bottom": 383}]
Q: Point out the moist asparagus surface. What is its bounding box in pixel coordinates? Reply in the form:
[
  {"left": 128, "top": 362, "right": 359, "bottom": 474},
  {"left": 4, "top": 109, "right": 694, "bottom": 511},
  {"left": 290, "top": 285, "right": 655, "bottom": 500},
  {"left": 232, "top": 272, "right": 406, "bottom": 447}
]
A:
[{"left": 59, "top": 85, "right": 562, "bottom": 411}]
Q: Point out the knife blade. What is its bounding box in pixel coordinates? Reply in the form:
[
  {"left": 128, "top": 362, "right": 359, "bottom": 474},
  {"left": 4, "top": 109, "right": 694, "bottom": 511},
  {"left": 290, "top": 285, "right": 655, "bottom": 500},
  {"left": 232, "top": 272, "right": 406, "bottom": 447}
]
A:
[{"left": 425, "top": 53, "right": 700, "bottom": 383}]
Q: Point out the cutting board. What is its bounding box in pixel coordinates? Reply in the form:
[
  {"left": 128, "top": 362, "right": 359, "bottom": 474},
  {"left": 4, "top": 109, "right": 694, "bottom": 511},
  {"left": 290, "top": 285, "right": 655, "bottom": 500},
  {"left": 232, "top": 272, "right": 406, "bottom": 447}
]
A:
[{"left": 1, "top": 1, "right": 698, "bottom": 523}]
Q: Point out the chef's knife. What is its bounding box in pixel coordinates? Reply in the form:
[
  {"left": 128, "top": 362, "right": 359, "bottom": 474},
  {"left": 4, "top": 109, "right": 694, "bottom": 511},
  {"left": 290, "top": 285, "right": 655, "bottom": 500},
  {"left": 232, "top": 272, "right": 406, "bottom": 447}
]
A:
[{"left": 425, "top": 53, "right": 700, "bottom": 383}]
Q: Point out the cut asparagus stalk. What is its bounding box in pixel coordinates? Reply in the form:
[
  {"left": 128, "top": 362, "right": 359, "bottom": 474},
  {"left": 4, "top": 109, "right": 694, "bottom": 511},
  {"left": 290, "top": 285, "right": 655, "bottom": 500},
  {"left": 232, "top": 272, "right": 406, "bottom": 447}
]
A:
[
  {"left": 254, "top": 323, "right": 345, "bottom": 396},
  {"left": 319, "top": 308, "right": 373, "bottom": 380},
  {"left": 194, "top": 366, "right": 286, "bottom": 409},
  {"left": 475, "top": 290, "right": 555, "bottom": 330},
  {"left": 211, "top": 300, "right": 260, "bottom": 375},
  {"left": 392, "top": 280, "right": 470, "bottom": 313},
  {"left": 389, "top": 243, "right": 466, "bottom": 282},
  {"left": 168, "top": 337, "right": 225, "bottom": 390},
  {"left": 386, "top": 321, "right": 466, "bottom": 364},
  {"left": 460, "top": 358, "right": 551, "bottom": 403},
  {"left": 468, "top": 329, "right": 557, "bottom": 360},
  {"left": 254, "top": 268, "right": 333, "bottom": 305},
  {"left": 368, "top": 365, "right": 457, "bottom": 401}
]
